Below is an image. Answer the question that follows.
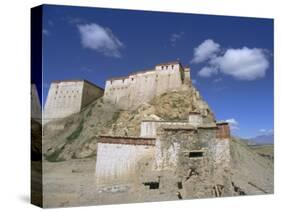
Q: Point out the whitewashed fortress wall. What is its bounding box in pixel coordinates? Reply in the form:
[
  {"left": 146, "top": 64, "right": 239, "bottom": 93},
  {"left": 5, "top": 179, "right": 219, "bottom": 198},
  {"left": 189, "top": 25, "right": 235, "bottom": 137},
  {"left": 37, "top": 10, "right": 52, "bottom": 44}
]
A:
[
  {"left": 103, "top": 62, "right": 191, "bottom": 109},
  {"left": 31, "top": 84, "right": 42, "bottom": 121},
  {"left": 44, "top": 80, "right": 103, "bottom": 123}
]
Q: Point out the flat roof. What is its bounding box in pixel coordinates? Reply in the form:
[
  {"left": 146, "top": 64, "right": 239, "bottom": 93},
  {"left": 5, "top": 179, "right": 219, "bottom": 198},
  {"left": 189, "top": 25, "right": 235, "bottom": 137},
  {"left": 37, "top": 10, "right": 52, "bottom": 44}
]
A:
[
  {"left": 142, "top": 120, "right": 189, "bottom": 123},
  {"left": 161, "top": 123, "right": 217, "bottom": 131},
  {"left": 106, "top": 60, "right": 185, "bottom": 82},
  {"left": 155, "top": 60, "right": 184, "bottom": 69},
  {"left": 216, "top": 122, "right": 229, "bottom": 125},
  {"left": 52, "top": 80, "right": 104, "bottom": 91},
  {"left": 98, "top": 135, "right": 156, "bottom": 146},
  {"left": 107, "top": 69, "right": 155, "bottom": 81}
]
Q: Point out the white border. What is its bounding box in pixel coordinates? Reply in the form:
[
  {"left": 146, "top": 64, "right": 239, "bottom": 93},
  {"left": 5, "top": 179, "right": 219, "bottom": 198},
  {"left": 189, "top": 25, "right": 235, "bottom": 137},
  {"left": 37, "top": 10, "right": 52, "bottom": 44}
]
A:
[{"left": 0, "top": 0, "right": 279, "bottom": 211}]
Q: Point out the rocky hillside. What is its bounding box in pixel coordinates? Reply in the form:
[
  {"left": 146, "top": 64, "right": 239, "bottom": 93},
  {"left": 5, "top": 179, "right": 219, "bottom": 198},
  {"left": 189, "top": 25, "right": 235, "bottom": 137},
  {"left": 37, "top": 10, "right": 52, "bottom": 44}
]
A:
[
  {"left": 42, "top": 85, "right": 274, "bottom": 196},
  {"left": 43, "top": 86, "right": 214, "bottom": 162},
  {"left": 230, "top": 138, "right": 274, "bottom": 194}
]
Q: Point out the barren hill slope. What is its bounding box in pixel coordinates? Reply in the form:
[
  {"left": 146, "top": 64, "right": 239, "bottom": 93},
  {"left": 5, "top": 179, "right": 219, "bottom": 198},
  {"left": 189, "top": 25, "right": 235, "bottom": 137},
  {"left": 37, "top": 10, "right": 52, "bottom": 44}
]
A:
[
  {"left": 43, "top": 86, "right": 213, "bottom": 162},
  {"left": 230, "top": 138, "right": 273, "bottom": 195},
  {"left": 42, "top": 87, "right": 274, "bottom": 205}
]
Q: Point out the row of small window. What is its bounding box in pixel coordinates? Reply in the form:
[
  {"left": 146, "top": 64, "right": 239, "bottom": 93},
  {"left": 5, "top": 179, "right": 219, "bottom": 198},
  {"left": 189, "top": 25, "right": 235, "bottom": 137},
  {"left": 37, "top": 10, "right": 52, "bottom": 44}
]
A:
[
  {"left": 108, "top": 75, "right": 173, "bottom": 90},
  {"left": 110, "top": 78, "right": 134, "bottom": 84},
  {"left": 109, "top": 74, "right": 173, "bottom": 86},
  {"left": 53, "top": 95, "right": 77, "bottom": 100},
  {"left": 109, "top": 86, "right": 128, "bottom": 91},
  {"left": 161, "top": 65, "right": 174, "bottom": 70},
  {"left": 55, "top": 90, "right": 80, "bottom": 95}
]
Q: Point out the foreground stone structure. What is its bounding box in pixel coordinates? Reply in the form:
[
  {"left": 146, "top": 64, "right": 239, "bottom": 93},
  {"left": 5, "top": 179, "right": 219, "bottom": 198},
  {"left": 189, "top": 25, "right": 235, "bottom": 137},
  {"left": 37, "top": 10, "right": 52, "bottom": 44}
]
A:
[
  {"left": 95, "top": 116, "right": 231, "bottom": 197},
  {"left": 44, "top": 80, "right": 103, "bottom": 123},
  {"left": 93, "top": 60, "right": 233, "bottom": 197}
]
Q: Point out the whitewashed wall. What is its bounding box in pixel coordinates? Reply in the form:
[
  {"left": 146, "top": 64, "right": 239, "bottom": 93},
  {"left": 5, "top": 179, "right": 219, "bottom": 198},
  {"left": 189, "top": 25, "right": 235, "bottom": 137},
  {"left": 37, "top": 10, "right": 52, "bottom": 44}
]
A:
[
  {"left": 213, "top": 138, "right": 231, "bottom": 168},
  {"left": 31, "top": 84, "right": 41, "bottom": 121},
  {"left": 140, "top": 121, "right": 192, "bottom": 137},
  {"left": 44, "top": 81, "right": 84, "bottom": 122},
  {"left": 189, "top": 114, "right": 203, "bottom": 126},
  {"left": 103, "top": 63, "right": 189, "bottom": 109},
  {"left": 95, "top": 143, "right": 155, "bottom": 187},
  {"left": 44, "top": 80, "right": 103, "bottom": 123},
  {"left": 154, "top": 137, "right": 181, "bottom": 170}
]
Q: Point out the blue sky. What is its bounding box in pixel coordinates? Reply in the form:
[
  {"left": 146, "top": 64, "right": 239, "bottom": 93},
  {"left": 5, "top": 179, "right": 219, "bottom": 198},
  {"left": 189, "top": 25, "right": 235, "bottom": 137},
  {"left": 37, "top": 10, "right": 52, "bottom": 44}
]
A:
[{"left": 41, "top": 4, "right": 273, "bottom": 138}]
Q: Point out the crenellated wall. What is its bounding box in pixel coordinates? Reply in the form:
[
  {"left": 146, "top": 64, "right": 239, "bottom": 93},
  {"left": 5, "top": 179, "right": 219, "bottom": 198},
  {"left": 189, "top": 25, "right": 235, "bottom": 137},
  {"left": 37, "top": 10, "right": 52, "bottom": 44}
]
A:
[{"left": 103, "top": 62, "right": 191, "bottom": 109}]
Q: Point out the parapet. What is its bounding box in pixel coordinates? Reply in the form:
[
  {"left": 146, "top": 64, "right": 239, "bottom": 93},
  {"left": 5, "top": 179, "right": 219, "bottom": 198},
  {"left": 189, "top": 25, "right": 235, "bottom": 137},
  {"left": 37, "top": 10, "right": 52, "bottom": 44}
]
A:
[
  {"left": 216, "top": 122, "right": 230, "bottom": 139},
  {"left": 155, "top": 61, "right": 184, "bottom": 70},
  {"left": 99, "top": 135, "right": 156, "bottom": 146},
  {"left": 52, "top": 79, "right": 104, "bottom": 91}
]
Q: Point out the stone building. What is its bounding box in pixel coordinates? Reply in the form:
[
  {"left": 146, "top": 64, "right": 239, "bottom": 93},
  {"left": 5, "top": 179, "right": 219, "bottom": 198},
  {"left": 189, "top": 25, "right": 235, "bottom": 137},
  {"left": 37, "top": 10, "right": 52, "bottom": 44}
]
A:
[
  {"left": 93, "top": 60, "right": 232, "bottom": 196},
  {"left": 103, "top": 61, "right": 191, "bottom": 109},
  {"left": 44, "top": 80, "right": 104, "bottom": 123},
  {"left": 95, "top": 113, "right": 231, "bottom": 196},
  {"left": 31, "top": 84, "right": 42, "bottom": 122}
]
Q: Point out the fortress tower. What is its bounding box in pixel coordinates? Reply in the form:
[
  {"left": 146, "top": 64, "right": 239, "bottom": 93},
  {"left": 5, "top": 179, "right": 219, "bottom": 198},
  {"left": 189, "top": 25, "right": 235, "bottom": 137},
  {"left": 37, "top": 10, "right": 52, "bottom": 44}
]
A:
[
  {"left": 103, "top": 61, "right": 191, "bottom": 110},
  {"left": 31, "top": 84, "right": 42, "bottom": 122},
  {"left": 44, "top": 80, "right": 104, "bottom": 123}
]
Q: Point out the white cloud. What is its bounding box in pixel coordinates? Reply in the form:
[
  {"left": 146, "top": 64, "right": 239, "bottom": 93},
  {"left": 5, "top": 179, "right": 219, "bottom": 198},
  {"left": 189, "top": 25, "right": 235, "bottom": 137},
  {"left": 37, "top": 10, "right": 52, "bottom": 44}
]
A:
[
  {"left": 170, "top": 32, "right": 184, "bottom": 46},
  {"left": 78, "top": 23, "right": 124, "bottom": 58},
  {"left": 68, "top": 17, "right": 84, "bottom": 24},
  {"left": 43, "top": 29, "right": 49, "bottom": 36},
  {"left": 48, "top": 20, "right": 54, "bottom": 26},
  {"left": 193, "top": 39, "right": 270, "bottom": 80},
  {"left": 212, "top": 47, "right": 269, "bottom": 80},
  {"left": 225, "top": 118, "right": 239, "bottom": 130},
  {"left": 259, "top": 128, "right": 273, "bottom": 135},
  {"left": 191, "top": 39, "right": 220, "bottom": 63},
  {"left": 192, "top": 79, "right": 197, "bottom": 84},
  {"left": 198, "top": 66, "right": 218, "bottom": 77},
  {"left": 213, "top": 77, "right": 222, "bottom": 83}
]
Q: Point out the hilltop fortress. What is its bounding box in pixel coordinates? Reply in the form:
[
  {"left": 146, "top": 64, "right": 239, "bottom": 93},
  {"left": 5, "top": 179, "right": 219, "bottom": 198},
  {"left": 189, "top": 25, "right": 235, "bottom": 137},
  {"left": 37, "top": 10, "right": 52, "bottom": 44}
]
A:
[
  {"left": 42, "top": 60, "right": 234, "bottom": 198},
  {"left": 44, "top": 61, "right": 211, "bottom": 122},
  {"left": 104, "top": 61, "right": 191, "bottom": 109}
]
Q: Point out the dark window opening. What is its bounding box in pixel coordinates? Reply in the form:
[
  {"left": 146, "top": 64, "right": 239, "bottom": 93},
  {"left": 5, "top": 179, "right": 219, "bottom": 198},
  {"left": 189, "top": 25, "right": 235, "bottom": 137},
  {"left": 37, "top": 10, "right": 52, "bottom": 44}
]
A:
[
  {"left": 143, "top": 182, "right": 159, "bottom": 189},
  {"left": 189, "top": 151, "right": 203, "bottom": 158},
  {"left": 177, "top": 182, "right": 183, "bottom": 189}
]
